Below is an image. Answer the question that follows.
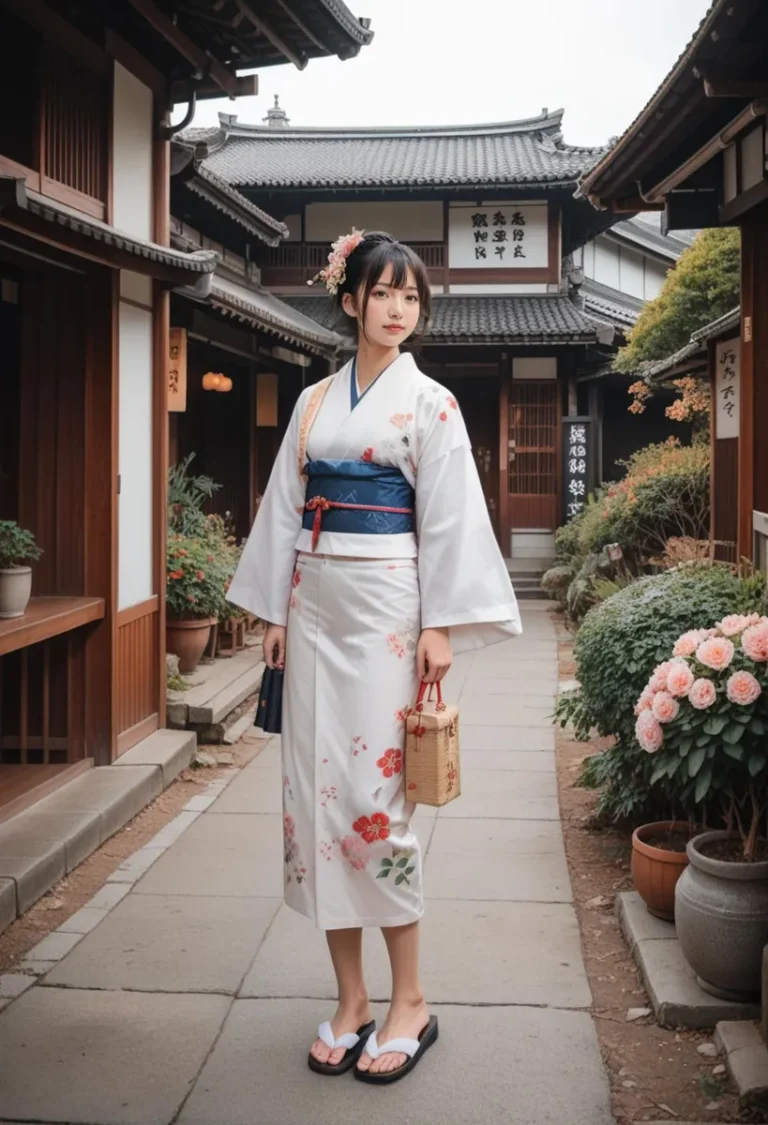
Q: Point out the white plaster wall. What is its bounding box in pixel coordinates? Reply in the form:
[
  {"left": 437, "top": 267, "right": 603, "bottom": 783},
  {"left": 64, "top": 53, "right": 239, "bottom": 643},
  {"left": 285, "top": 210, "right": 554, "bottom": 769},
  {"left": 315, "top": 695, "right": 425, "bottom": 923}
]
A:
[
  {"left": 618, "top": 245, "right": 645, "bottom": 300},
  {"left": 305, "top": 201, "right": 443, "bottom": 242},
  {"left": 112, "top": 62, "right": 153, "bottom": 241},
  {"left": 120, "top": 270, "right": 152, "bottom": 306},
  {"left": 593, "top": 239, "right": 620, "bottom": 290},
  {"left": 118, "top": 302, "right": 154, "bottom": 610},
  {"left": 513, "top": 357, "right": 557, "bottom": 380}
]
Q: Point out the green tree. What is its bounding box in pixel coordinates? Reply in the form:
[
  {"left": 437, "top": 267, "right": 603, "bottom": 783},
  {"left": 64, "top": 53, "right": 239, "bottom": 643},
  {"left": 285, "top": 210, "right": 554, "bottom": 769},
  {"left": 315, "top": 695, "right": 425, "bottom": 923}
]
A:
[{"left": 615, "top": 227, "right": 740, "bottom": 374}]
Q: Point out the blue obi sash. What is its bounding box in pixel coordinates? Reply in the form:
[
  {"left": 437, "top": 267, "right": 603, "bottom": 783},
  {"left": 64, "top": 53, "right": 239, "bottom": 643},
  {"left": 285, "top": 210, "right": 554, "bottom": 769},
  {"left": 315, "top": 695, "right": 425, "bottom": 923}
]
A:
[{"left": 302, "top": 459, "right": 415, "bottom": 543}]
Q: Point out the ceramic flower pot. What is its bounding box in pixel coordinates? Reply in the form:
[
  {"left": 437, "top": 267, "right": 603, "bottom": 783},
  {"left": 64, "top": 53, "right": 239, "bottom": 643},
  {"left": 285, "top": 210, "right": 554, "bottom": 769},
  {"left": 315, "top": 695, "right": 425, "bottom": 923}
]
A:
[
  {"left": 166, "top": 615, "right": 214, "bottom": 674},
  {"left": 675, "top": 829, "right": 768, "bottom": 1000},
  {"left": 631, "top": 821, "right": 691, "bottom": 921},
  {"left": 0, "top": 566, "right": 32, "bottom": 619}
]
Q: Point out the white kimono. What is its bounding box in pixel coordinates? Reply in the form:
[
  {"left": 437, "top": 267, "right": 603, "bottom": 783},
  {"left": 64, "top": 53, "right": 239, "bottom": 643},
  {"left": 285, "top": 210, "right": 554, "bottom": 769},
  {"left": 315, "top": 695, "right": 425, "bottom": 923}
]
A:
[{"left": 228, "top": 352, "right": 521, "bottom": 929}]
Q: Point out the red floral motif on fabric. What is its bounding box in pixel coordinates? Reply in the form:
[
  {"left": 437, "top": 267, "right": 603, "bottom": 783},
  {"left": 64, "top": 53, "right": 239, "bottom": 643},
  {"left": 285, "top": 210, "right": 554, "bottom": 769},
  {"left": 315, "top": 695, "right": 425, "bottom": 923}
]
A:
[
  {"left": 377, "top": 748, "right": 403, "bottom": 778},
  {"left": 439, "top": 411, "right": 448, "bottom": 422},
  {"left": 353, "top": 811, "right": 391, "bottom": 844},
  {"left": 361, "top": 447, "right": 374, "bottom": 462}
]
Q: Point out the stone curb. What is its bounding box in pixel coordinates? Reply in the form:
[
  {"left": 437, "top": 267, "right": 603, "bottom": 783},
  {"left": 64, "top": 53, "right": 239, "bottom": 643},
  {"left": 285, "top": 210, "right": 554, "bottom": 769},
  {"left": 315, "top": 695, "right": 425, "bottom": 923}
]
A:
[
  {"left": 0, "top": 730, "right": 197, "bottom": 936},
  {"left": 617, "top": 891, "right": 760, "bottom": 1028},
  {"left": 0, "top": 765, "right": 242, "bottom": 998},
  {"left": 716, "top": 1020, "right": 768, "bottom": 1111}
]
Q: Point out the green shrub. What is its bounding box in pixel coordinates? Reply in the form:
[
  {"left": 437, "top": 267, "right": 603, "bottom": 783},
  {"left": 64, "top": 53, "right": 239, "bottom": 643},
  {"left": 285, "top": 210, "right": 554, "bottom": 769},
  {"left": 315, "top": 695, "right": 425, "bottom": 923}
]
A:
[
  {"left": 556, "top": 563, "right": 768, "bottom": 823},
  {"left": 0, "top": 521, "right": 42, "bottom": 569},
  {"left": 540, "top": 564, "right": 575, "bottom": 608}
]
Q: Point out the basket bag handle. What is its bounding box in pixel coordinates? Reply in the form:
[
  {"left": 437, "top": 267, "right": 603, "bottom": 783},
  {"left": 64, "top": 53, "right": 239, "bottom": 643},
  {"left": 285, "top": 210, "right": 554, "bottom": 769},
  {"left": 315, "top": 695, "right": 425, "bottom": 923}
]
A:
[{"left": 414, "top": 681, "right": 446, "bottom": 713}]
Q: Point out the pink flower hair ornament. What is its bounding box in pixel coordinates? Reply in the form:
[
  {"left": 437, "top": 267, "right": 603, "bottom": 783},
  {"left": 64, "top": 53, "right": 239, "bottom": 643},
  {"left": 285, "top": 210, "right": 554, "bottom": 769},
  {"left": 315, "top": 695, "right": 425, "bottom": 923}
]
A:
[{"left": 307, "top": 228, "right": 366, "bottom": 295}]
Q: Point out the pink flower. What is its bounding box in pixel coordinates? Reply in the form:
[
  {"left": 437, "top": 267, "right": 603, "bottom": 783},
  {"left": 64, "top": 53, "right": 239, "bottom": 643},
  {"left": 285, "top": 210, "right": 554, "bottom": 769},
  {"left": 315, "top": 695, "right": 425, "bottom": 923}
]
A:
[
  {"left": 283, "top": 813, "right": 295, "bottom": 840},
  {"left": 650, "top": 662, "right": 674, "bottom": 691},
  {"left": 636, "top": 711, "right": 664, "bottom": 753},
  {"left": 743, "top": 622, "right": 768, "bottom": 663},
  {"left": 634, "top": 688, "right": 655, "bottom": 716},
  {"left": 696, "top": 636, "right": 735, "bottom": 671},
  {"left": 726, "top": 670, "right": 762, "bottom": 706},
  {"left": 689, "top": 678, "right": 717, "bottom": 710},
  {"left": 719, "top": 614, "right": 760, "bottom": 638},
  {"left": 341, "top": 835, "right": 369, "bottom": 871},
  {"left": 652, "top": 691, "right": 680, "bottom": 724},
  {"left": 667, "top": 662, "right": 695, "bottom": 698},
  {"left": 673, "top": 630, "right": 709, "bottom": 657}
]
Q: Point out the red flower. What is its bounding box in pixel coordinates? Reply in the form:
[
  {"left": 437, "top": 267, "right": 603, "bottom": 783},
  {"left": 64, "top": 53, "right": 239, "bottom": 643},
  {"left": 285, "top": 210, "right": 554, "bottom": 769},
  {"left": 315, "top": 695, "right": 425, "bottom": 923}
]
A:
[
  {"left": 361, "top": 448, "right": 374, "bottom": 463},
  {"left": 196, "top": 569, "right": 205, "bottom": 581},
  {"left": 353, "top": 812, "right": 390, "bottom": 843},
  {"left": 207, "top": 554, "right": 215, "bottom": 563},
  {"left": 439, "top": 411, "right": 448, "bottom": 422},
  {"left": 447, "top": 396, "right": 457, "bottom": 410},
  {"left": 377, "top": 748, "right": 403, "bottom": 778},
  {"left": 293, "top": 569, "right": 301, "bottom": 588},
  {"left": 169, "top": 569, "right": 184, "bottom": 580}
]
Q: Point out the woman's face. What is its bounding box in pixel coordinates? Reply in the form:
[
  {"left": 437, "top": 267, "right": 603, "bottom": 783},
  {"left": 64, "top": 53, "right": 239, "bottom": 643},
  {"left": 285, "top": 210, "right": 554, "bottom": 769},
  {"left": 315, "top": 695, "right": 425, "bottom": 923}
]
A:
[{"left": 343, "top": 263, "right": 421, "bottom": 347}]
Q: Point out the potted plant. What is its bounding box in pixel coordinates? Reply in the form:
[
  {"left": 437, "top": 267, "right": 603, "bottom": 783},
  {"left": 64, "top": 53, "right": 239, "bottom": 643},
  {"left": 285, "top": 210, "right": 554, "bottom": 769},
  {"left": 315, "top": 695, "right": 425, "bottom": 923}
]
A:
[
  {"left": 635, "top": 614, "right": 768, "bottom": 998},
  {"left": 0, "top": 521, "right": 43, "bottom": 619},
  {"left": 631, "top": 820, "right": 695, "bottom": 921},
  {"left": 166, "top": 535, "right": 229, "bottom": 673}
]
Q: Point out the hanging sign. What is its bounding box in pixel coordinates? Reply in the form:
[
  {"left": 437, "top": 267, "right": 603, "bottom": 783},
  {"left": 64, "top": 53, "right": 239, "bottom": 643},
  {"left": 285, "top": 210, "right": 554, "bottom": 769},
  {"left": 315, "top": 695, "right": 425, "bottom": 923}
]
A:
[
  {"left": 562, "top": 416, "right": 594, "bottom": 522},
  {"left": 168, "top": 327, "right": 187, "bottom": 413},
  {"left": 448, "top": 203, "right": 548, "bottom": 269},
  {"left": 715, "top": 337, "right": 740, "bottom": 440}
]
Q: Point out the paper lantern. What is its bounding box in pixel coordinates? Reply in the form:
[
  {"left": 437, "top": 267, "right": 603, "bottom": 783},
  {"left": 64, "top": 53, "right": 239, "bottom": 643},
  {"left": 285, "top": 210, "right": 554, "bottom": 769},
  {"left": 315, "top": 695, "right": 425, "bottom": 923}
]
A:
[
  {"left": 218, "top": 376, "right": 233, "bottom": 392},
  {"left": 202, "top": 371, "right": 222, "bottom": 391}
]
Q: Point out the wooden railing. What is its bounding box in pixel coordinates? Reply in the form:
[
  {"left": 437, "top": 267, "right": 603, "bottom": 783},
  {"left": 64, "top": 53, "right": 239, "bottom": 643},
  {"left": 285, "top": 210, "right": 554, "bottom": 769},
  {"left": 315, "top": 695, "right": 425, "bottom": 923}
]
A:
[
  {"left": 260, "top": 242, "right": 445, "bottom": 285},
  {"left": 0, "top": 597, "right": 104, "bottom": 765}
]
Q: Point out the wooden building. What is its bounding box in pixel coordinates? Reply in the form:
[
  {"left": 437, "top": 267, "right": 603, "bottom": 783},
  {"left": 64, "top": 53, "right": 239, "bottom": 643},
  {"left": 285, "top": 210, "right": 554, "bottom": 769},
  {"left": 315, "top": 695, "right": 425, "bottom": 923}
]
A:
[
  {"left": 0, "top": 0, "right": 372, "bottom": 819},
  {"left": 188, "top": 108, "right": 690, "bottom": 561},
  {"left": 578, "top": 0, "right": 768, "bottom": 566}
]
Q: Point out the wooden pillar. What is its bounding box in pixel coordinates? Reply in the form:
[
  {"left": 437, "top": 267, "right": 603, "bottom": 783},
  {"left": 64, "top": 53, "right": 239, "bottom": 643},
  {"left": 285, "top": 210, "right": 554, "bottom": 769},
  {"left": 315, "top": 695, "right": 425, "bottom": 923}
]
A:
[
  {"left": 738, "top": 205, "right": 768, "bottom": 559},
  {"left": 498, "top": 352, "right": 510, "bottom": 557}
]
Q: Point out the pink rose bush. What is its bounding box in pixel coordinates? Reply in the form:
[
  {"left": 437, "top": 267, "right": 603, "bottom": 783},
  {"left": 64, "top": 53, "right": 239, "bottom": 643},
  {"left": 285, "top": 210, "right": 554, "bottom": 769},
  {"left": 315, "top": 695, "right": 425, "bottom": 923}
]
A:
[{"left": 634, "top": 615, "right": 768, "bottom": 853}]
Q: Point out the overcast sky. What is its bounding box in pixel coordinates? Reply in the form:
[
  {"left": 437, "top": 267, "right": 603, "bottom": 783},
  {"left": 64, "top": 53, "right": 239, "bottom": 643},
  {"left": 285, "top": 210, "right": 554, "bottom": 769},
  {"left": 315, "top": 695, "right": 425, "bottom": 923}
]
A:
[{"left": 179, "top": 0, "right": 711, "bottom": 147}]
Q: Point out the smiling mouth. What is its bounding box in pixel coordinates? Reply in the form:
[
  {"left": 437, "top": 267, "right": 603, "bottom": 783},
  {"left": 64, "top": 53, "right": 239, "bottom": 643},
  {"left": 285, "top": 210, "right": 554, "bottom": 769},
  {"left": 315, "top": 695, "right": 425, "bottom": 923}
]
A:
[{"left": 384, "top": 325, "right": 405, "bottom": 332}]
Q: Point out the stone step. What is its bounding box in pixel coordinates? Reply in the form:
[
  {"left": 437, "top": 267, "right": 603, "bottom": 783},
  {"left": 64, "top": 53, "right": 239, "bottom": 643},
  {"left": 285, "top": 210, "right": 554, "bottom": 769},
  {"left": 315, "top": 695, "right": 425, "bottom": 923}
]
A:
[{"left": 167, "top": 649, "right": 265, "bottom": 745}]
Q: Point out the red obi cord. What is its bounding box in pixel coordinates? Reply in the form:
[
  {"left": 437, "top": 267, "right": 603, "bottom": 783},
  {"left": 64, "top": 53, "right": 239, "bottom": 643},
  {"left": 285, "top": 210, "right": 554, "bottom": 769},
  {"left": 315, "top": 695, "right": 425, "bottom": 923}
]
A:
[{"left": 304, "top": 496, "right": 414, "bottom": 552}]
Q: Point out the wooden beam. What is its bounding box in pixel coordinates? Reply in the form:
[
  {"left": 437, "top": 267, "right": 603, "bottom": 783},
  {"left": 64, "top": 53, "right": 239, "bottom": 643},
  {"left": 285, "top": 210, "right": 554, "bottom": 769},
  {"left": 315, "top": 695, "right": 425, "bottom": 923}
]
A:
[
  {"left": 235, "top": 0, "right": 306, "bottom": 70},
  {"left": 610, "top": 197, "right": 664, "bottom": 213},
  {"left": 3, "top": 0, "right": 109, "bottom": 76},
  {"left": 170, "top": 74, "right": 257, "bottom": 104},
  {"left": 705, "top": 78, "right": 768, "bottom": 99},
  {"left": 126, "top": 0, "right": 239, "bottom": 95}
]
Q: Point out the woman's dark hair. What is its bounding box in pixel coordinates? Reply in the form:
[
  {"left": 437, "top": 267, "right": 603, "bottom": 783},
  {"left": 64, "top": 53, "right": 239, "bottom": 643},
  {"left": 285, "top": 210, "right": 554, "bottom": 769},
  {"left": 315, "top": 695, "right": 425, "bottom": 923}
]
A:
[{"left": 334, "top": 231, "right": 432, "bottom": 341}]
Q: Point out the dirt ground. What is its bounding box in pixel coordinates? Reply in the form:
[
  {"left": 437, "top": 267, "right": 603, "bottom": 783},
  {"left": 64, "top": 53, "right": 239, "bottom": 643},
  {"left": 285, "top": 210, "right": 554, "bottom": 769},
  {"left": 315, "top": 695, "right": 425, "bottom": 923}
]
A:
[
  {"left": 0, "top": 726, "right": 270, "bottom": 975},
  {"left": 552, "top": 611, "right": 758, "bottom": 1125}
]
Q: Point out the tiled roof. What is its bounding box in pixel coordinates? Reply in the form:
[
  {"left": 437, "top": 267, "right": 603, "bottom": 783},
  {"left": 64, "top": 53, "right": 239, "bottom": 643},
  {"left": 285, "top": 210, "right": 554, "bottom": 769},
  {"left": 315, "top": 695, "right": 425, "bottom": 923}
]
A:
[
  {"left": 207, "top": 276, "right": 340, "bottom": 354},
  {"left": 647, "top": 306, "right": 740, "bottom": 382},
  {"left": 198, "top": 110, "right": 607, "bottom": 190},
  {"left": 581, "top": 280, "right": 643, "bottom": 330},
  {"left": 185, "top": 166, "right": 289, "bottom": 246},
  {"left": 283, "top": 294, "right": 602, "bottom": 345},
  {"left": 611, "top": 215, "right": 695, "bottom": 261}
]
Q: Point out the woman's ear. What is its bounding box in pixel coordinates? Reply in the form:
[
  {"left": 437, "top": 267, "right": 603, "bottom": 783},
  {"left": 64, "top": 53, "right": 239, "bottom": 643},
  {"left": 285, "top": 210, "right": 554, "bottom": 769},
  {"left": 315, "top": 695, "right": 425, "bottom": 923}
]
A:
[{"left": 341, "top": 291, "right": 358, "bottom": 319}]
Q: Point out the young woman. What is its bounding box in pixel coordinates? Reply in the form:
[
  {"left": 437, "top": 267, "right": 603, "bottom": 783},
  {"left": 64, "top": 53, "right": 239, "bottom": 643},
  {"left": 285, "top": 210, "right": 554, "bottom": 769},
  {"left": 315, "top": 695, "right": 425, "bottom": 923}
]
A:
[{"left": 228, "top": 230, "right": 521, "bottom": 1084}]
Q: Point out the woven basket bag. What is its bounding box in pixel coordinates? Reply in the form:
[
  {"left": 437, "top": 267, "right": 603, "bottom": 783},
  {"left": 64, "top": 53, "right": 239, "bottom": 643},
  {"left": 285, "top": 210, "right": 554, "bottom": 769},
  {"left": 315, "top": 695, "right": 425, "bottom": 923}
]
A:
[{"left": 404, "top": 681, "right": 461, "bottom": 808}]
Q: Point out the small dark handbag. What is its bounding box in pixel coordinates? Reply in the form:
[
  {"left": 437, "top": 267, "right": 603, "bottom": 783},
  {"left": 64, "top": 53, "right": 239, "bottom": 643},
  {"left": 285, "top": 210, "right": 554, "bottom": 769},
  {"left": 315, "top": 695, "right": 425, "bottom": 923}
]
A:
[{"left": 255, "top": 660, "right": 284, "bottom": 734}]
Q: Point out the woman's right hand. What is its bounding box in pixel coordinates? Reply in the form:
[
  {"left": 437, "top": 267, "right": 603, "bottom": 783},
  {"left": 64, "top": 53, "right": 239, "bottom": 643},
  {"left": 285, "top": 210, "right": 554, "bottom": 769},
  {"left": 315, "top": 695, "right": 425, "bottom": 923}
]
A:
[{"left": 262, "top": 623, "right": 287, "bottom": 669}]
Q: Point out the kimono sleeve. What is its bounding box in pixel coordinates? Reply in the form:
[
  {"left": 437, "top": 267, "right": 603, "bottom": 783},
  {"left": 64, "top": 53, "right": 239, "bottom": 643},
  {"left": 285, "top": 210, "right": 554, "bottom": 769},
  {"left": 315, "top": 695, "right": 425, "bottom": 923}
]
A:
[
  {"left": 415, "top": 396, "right": 522, "bottom": 654},
  {"left": 226, "top": 389, "right": 308, "bottom": 627}
]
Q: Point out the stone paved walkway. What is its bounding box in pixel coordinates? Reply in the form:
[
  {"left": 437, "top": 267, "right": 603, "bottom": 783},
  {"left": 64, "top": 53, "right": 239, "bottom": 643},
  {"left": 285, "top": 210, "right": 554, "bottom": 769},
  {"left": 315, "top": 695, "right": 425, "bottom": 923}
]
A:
[{"left": 0, "top": 602, "right": 614, "bottom": 1125}]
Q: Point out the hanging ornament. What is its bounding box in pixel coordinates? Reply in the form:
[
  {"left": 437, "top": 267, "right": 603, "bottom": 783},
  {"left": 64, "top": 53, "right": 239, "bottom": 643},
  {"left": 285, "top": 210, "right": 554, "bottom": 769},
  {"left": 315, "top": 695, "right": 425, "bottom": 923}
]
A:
[{"left": 202, "top": 371, "right": 223, "bottom": 391}]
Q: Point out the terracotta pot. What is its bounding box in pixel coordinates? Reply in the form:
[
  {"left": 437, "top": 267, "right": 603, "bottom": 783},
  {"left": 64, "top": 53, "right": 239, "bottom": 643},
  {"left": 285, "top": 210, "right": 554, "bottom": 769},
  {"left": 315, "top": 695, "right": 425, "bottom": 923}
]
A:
[
  {"left": 675, "top": 829, "right": 768, "bottom": 1001},
  {"left": 166, "top": 615, "right": 213, "bottom": 674},
  {"left": 0, "top": 566, "right": 32, "bottom": 619},
  {"left": 631, "top": 820, "right": 691, "bottom": 921}
]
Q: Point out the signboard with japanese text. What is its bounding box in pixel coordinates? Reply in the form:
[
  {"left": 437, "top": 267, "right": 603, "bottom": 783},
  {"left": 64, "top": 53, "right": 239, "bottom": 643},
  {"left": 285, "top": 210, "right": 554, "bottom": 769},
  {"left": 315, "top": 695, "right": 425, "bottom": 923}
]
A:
[
  {"left": 448, "top": 203, "right": 548, "bottom": 269},
  {"left": 168, "top": 327, "right": 187, "bottom": 412},
  {"left": 715, "top": 337, "right": 740, "bottom": 440},
  {"left": 562, "top": 417, "right": 594, "bottom": 523}
]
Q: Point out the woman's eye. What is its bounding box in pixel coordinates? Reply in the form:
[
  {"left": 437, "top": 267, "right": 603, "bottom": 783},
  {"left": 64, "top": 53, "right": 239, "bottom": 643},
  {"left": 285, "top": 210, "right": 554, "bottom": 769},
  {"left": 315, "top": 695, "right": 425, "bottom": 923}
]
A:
[{"left": 406, "top": 295, "right": 418, "bottom": 303}]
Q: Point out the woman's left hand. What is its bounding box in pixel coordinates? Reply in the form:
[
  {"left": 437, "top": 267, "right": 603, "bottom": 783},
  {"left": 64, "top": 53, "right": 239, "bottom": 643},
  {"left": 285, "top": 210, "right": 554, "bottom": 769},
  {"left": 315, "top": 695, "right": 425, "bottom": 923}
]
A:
[{"left": 417, "top": 627, "right": 452, "bottom": 683}]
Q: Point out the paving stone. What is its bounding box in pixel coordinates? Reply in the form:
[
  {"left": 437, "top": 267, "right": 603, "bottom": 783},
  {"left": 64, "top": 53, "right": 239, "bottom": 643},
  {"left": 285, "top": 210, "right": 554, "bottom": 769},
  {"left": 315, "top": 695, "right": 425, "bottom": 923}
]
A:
[
  {"left": 427, "top": 817, "right": 571, "bottom": 902},
  {"left": 188, "top": 662, "right": 264, "bottom": 726},
  {"left": 16, "top": 960, "right": 57, "bottom": 976},
  {"left": 183, "top": 793, "right": 220, "bottom": 812},
  {"left": 245, "top": 741, "right": 281, "bottom": 769},
  {"left": 0, "top": 987, "right": 230, "bottom": 1124},
  {"left": 107, "top": 845, "right": 166, "bottom": 884},
  {"left": 207, "top": 766, "right": 282, "bottom": 815},
  {"left": 87, "top": 882, "right": 132, "bottom": 911},
  {"left": 618, "top": 890, "right": 677, "bottom": 948},
  {"left": 441, "top": 768, "right": 558, "bottom": 819},
  {"left": 0, "top": 877, "right": 16, "bottom": 931},
  {"left": 0, "top": 973, "right": 34, "bottom": 999},
  {"left": 242, "top": 899, "right": 590, "bottom": 1008},
  {"left": 56, "top": 906, "right": 112, "bottom": 935},
  {"left": 454, "top": 749, "right": 555, "bottom": 771},
  {"left": 716, "top": 1020, "right": 768, "bottom": 1110},
  {"left": 634, "top": 936, "right": 760, "bottom": 1029},
  {"left": 137, "top": 814, "right": 283, "bottom": 898},
  {"left": 147, "top": 810, "right": 200, "bottom": 848},
  {"left": 464, "top": 676, "right": 557, "bottom": 696},
  {"left": 25, "top": 930, "right": 83, "bottom": 962},
  {"left": 178, "top": 1000, "right": 612, "bottom": 1125},
  {"left": 45, "top": 894, "right": 281, "bottom": 994},
  {"left": 113, "top": 728, "right": 196, "bottom": 786},
  {"left": 460, "top": 724, "right": 554, "bottom": 751},
  {"left": 460, "top": 698, "right": 553, "bottom": 728}
]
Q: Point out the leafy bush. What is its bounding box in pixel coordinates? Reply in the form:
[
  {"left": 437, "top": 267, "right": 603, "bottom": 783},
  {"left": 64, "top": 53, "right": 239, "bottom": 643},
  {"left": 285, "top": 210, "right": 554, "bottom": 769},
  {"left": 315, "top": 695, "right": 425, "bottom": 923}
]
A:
[
  {"left": 166, "top": 535, "right": 232, "bottom": 620},
  {"left": 0, "top": 521, "right": 43, "bottom": 569},
  {"left": 540, "top": 564, "right": 575, "bottom": 608},
  {"left": 168, "top": 454, "right": 221, "bottom": 538},
  {"left": 555, "top": 563, "right": 768, "bottom": 823}
]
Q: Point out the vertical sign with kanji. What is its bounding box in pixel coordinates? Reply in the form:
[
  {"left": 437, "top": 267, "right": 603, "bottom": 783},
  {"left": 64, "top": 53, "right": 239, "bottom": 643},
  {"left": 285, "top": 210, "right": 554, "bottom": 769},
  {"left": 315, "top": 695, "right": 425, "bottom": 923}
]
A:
[
  {"left": 715, "top": 337, "right": 740, "bottom": 440},
  {"left": 562, "top": 417, "right": 593, "bottom": 522},
  {"left": 168, "top": 327, "right": 187, "bottom": 412},
  {"left": 448, "top": 203, "right": 548, "bottom": 269}
]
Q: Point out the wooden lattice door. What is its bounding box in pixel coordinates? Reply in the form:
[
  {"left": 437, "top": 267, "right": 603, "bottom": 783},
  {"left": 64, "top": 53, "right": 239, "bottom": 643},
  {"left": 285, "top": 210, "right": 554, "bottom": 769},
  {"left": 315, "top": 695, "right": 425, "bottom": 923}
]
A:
[{"left": 509, "top": 381, "right": 559, "bottom": 530}]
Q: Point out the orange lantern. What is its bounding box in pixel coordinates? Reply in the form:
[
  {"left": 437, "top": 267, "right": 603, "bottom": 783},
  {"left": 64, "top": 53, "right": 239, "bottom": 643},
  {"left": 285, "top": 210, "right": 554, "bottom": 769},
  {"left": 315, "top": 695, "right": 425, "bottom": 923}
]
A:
[
  {"left": 218, "top": 376, "right": 233, "bottom": 392},
  {"left": 202, "top": 371, "right": 222, "bottom": 391}
]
